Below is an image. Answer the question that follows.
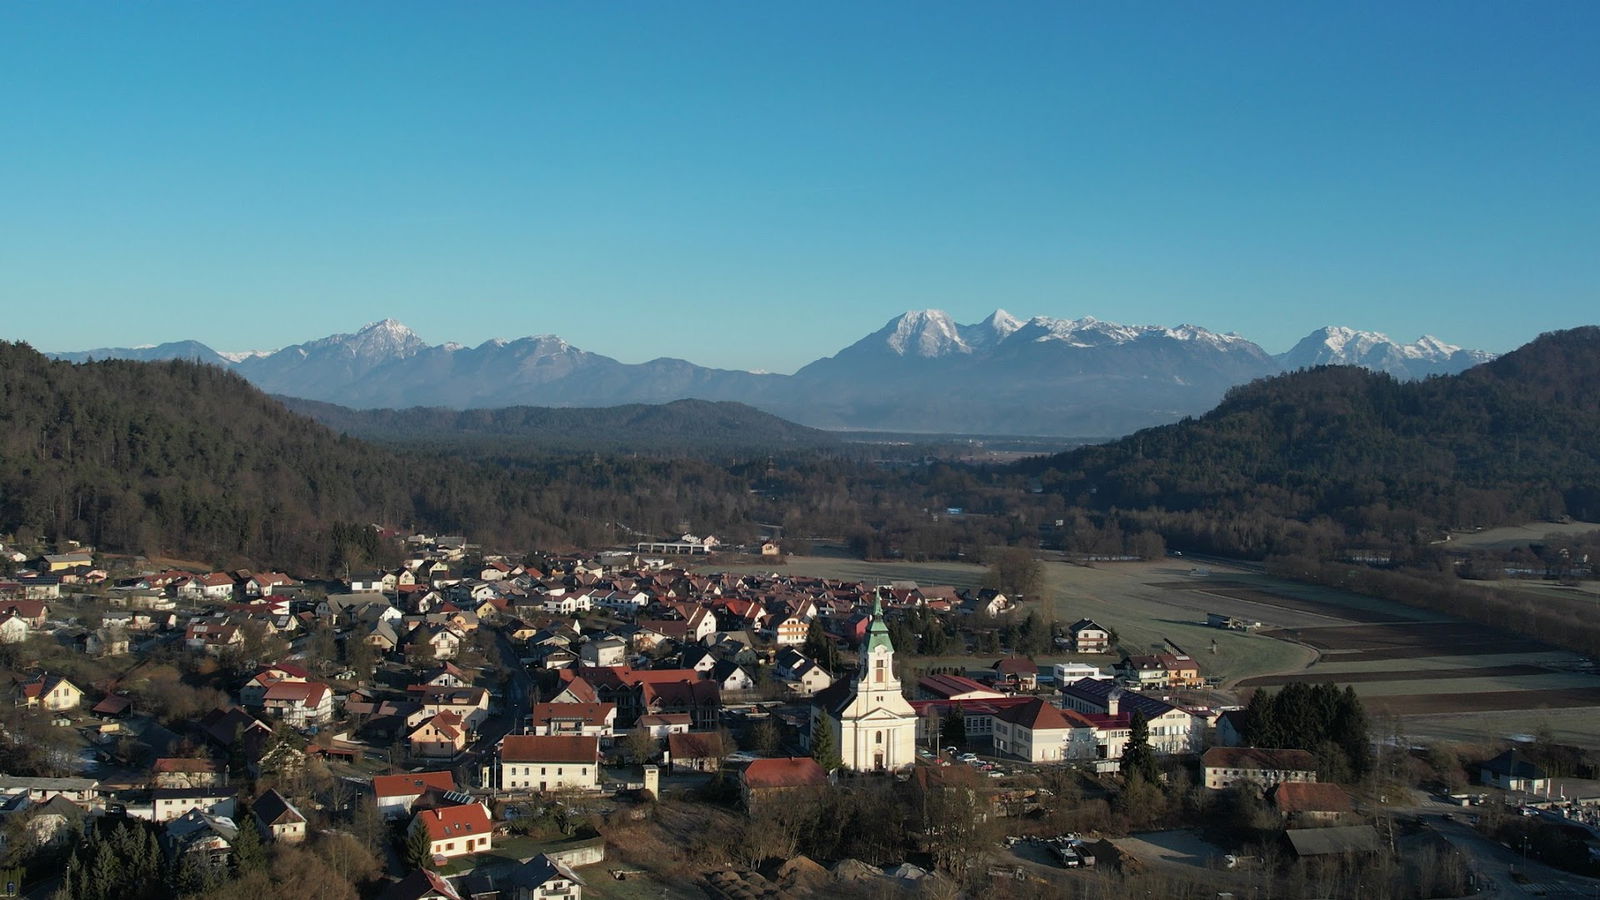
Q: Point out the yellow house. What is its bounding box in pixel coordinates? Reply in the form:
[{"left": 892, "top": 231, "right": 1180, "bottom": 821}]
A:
[{"left": 16, "top": 675, "right": 84, "bottom": 712}]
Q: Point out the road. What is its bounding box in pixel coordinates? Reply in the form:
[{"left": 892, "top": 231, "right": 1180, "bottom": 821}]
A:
[
  {"left": 1393, "top": 792, "right": 1600, "bottom": 898},
  {"left": 460, "top": 627, "right": 535, "bottom": 782},
  {"left": 1426, "top": 814, "right": 1599, "bottom": 898}
]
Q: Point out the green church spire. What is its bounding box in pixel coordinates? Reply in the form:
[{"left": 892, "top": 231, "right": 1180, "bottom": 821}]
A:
[{"left": 864, "top": 592, "right": 894, "bottom": 654}]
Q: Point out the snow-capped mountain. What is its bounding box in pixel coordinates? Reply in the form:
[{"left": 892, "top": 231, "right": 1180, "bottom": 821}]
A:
[
  {"left": 48, "top": 315, "right": 1497, "bottom": 436},
  {"left": 1277, "top": 326, "right": 1497, "bottom": 378}
]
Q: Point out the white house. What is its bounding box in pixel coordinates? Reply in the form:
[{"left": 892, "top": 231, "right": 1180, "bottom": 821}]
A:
[{"left": 498, "top": 735, "right": 600, "bottom": 792}]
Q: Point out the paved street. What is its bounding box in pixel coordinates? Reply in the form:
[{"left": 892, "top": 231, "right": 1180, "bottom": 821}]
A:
[{"left": 1392, "top": 794, "right": 1600, "bottom": 899}]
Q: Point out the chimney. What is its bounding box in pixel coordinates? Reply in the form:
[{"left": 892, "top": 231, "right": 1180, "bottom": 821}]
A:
[{"left": 1107, "top": 688, "right": 1121, "bottom": 717}]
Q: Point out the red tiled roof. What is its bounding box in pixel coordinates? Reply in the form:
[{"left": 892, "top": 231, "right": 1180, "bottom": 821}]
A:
[
  {"left": 263, "top": 681, "right": 329, "bottom": 705},
  {"left": 1202, "top": 747, "right": 1317, "bottom": 772},
  {"left": 1272, "top": 782, "right": 1354, "bottom": 814},
  {"left": 992, "top": 697, "right": 1074, "bottom": 731},
  {"left": 153, "top": 757, "right": 222, "bottom": 774},
  {"left": 742, "top": 757, "right": 828, "bottom": 790},
  {"left": 500, "top": 734, "right": 599, "bottom": 764},
  {"left": 413, "top": 710, "right": 466, "bottom": 741},
  {"left": 530, "top": 702, "right": 615, "bottom": 728},
  {"left": 373, "top": 770, "right": 457, "bottom": 798},
  {"left": 667, "top": 731, "right": 726, "bottom": 760},
  {"left": 415, "top": 803, "right": 490, "bottom": 842}
]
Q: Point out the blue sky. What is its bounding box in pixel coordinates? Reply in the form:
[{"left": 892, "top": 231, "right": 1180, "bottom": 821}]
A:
[{"left": 3, "top": 2, "right": 1596, "bottom": 373}]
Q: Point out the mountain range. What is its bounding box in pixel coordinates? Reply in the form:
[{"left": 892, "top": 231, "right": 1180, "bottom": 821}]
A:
[{"left": 49, "top": 313, "right": 1497, "bottom": 436}]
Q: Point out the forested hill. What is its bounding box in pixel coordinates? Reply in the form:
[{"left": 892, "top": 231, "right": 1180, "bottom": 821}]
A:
[
  {"left": 1023, "top": 327, "right": 1600, "bottom": 556},
  {"left": 276, "top": 396, "right": 840, "bottom": 455},
  {"left": 0, "top": 343, "right": 801, "bottom": 569}
]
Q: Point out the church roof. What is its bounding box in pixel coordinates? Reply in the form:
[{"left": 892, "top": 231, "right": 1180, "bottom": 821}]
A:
[{"left": 863, "top": 595, "right": 894, "bottom": 655}]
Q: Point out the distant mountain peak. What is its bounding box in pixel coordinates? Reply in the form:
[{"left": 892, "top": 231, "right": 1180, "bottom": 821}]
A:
[
  {"left": 320, "top": 319, "right": 427, "bottom": 359},
  {"left": 882, "top": 309, "right": 969, "bottom": 357},
  {"left": 981, "top": 308, "right": 1023, "bottom": 335},
  {"left": 1279, "top": 326, "right": 1495, "bottom": 377}
]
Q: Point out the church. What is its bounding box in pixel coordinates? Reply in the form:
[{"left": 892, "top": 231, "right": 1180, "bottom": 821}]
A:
[{"left": 809, "top": 597, "right": 918, "bottom": 772}]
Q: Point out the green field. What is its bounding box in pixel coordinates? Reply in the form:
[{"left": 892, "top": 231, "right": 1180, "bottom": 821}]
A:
[{"left": 709, "top": 556, "right": 1316, "bottom": 686}]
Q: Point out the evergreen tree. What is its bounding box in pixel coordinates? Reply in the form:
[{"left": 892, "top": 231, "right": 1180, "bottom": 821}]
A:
[
  {"left": 810, "top": 719, "right": 842, "bottom": 771},
  {"left": 402, "top": 821, "right": 434, "bottom": 870},
  {"left": 231, "top": 807, "right": 266, "bottom": 875},
  {"left": 1121, "top": 709, "right": 1160, "bottom": 784},
  {"left": 803, "top": 619, "right": 840, "bottom": 674},
  {"left": 940, "top": 708, "right": 967, "bottom": 747}
]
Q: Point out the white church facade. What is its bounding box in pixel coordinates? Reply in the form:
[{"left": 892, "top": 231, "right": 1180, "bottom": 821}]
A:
[{"left": 809, "top": 598, "right": 917, "bottom": 772}]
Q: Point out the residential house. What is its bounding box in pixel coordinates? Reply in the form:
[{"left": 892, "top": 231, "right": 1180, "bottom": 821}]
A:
[
  {"left": 419, "top": 662, "right": 473, "bottom": 689},
  {"left": 633, "top": 713, "right": 691, "bottom": 739},
  {"left": 79, "top": 627, "right": 129, "bottom": 657},
  {"left": 378, "top": 869, "right": 462, "bottom": 900},
  {"left": 373, "top": 770, "right": 458, "bottom": 819},
  {"left": 240, "top": 662, "right": 312, "bottom": 707},
  {"left": 163, "top": 809, "right": 237, "bottom": 872},
  {"left": 680, "top": 646, "right": 718, "bottom": 676},
  {"left": 638, "top": 680, "right": 721, "bottom": 730},
  {"left": 419, "top": 686, "right": 491, "bottom": 731},
  {"left": 411, "top": 802, "right": 494, "bottom": 863},
  {"left": 529, "top": 703, "right": 616, "bottom": 741},
  {"left": 958, "top": 590, "right": 1008, "bottom": 617},
  {"left": 260, "top": 681, "right": 333, "bottom": 728},
  {"left": 498, "top": 735, "right": 600, "bottom": 792},
  {"left": 184, "top": 622, "right": 242, "bottom": 656},
  {"left": 774, "top": 653, "right": 832, "bottom": 696},
  {"left": 251, "top": 789, "right": 306, "bottom": 843},
  {"left": 1201, "top": 747, "right": 1318, "bottom": 790},
  {"left": 347, "top": 571, "right": 389, "bottom": 593},
  {"left": 1480, "top": 748, "right": 1550, "bottom": 794},
  {"left": 1270, "top": 782, "right": 1355, "bottom": 826},
  {"left": 14, "top": 675, "right": 83, "bottom": 711},
  {"left": 408, "top": 624, "right": 463, "bottom": 661},
  {"left": 152, "top": 788, "right": 236, "bottom": 823},
  {"left": 1214, "top": 709, "right": 1248, "bottom": 748},
  {"left": 0, "top": 614, "right": 28, "bottom": 644},
  {"left": 178, "top": 573, "right": 237, "bottom": 602},
  {"left": 578, "top": 637, "right": 627, "bottom": 668},
  {"left": 243, "top": 572, "right": 297, "bottom": 597},
  {"left": 151, "top": 758, "right": 226, "bottom": 790},
  {"left": 769, "top": 614, "right": 810, "bottom": 648},
  {"left": 320, "top": 594, "right": 401, "bottom": 628},
  {"left": 666, "top": 732, "right": 726, "bottom": 773},
  {"left": 740, "top": 757, "right": 828, "bottom": 809},
  {"left": 511, "top": 853, "right": 586, "bottom": 900},
  {"left": 546, "top": 671, "right": 600, "bottom": 706},
  {"left": 992, "top": 657, "right": 1039, "bottom": 691},
  {"left": 409, "top": 711, "right": 469, "bottom": 759},
  {"left": 1065, "top": 619, "right": 1111, "bottom": 654},
  {"left": 708, "top": 661, "right": 755, "bottom": 693},
  {"left": 21, "top": 795, "right": 85, "bottom": 848}
]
